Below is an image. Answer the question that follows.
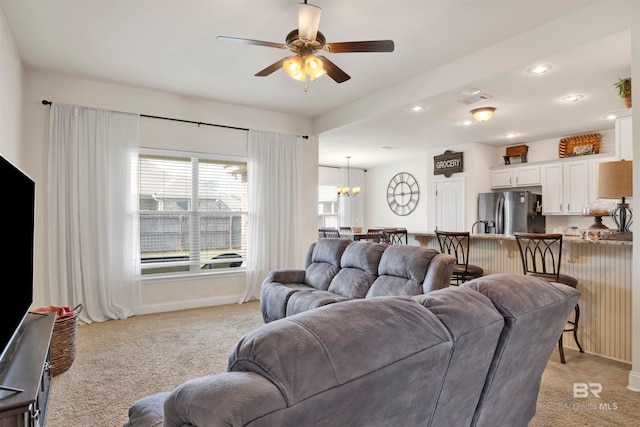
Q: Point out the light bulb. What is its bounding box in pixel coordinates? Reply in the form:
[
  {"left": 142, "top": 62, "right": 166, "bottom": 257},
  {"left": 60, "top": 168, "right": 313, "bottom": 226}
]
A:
[
  {"left": 304, "top": 55, "right": 325, "bottom": 80},
  {"left": 283, "top": 56, "right": 306, "bottom": 81}
]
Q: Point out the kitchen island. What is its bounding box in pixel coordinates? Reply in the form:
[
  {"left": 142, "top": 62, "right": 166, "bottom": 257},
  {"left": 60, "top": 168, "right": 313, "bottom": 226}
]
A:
[{"left": 415, "top": 233, "right": 632, "bottom": 363}]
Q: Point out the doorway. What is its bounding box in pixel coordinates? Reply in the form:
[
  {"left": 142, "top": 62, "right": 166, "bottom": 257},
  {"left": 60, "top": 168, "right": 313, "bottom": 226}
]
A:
[{"left": 435, "top": 178, "right": 464, "bottom": 231}]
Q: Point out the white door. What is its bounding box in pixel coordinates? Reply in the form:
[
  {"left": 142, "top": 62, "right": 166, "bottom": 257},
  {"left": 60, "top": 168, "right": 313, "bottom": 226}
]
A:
[{"left": 435, "top": 179, "right": 464, "bottom": 231}]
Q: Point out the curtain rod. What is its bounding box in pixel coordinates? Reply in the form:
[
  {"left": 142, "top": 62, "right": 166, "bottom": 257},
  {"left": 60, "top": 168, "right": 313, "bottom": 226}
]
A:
[{"left": 41, "top": 100, "right": 309, "bottom": 139}]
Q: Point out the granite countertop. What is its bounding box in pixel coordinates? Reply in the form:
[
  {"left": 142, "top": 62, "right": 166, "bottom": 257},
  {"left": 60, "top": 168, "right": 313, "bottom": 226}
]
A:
[{"left": 414, "top": 232, "right": 632, "bottom": 246}]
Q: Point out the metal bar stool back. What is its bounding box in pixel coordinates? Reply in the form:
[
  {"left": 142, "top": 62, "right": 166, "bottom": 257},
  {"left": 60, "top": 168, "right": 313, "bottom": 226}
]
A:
[
  {"left": 435, "top": 230, "right": 484, "bottom": 285},
  {"left": 513, "top": 232, "right": 584, "bottom": 363}
]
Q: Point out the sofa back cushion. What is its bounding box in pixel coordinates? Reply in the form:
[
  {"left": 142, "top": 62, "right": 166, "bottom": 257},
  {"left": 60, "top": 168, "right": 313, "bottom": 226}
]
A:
[
  {"left": 412, "top": 286, "right": 504, "bottom": 427},
  {"left": 366, "top": 245, "right": 438, "bottom": 297},
  {"left": 327, "top": 241, "right": 387, "bottom": 298},
  {"left": 303, "top": 238, "right": 351, "bottom": 290},
  {"left": 462, "top": 274, "right": 580, "bottom": 427},
  {"left": 229, "top": 297, "right": 454, "bottom": 425}
]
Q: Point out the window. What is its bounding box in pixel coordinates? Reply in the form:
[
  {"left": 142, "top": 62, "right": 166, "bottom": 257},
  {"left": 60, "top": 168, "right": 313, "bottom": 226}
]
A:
[
  {"left": 138, "top": 151, "right": 248, "bottom": 276},
  {"left": 318, "top": 184, "right": 338, "bottom": 228}
]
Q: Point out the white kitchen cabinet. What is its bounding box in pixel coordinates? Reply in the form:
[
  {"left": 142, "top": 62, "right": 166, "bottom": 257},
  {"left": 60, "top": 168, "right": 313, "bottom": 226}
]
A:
[
  {"left": 541, "top": 160, "right": 589, "bottom": 215},
  {"left": 490, "top": 165, "right": 540, "bottom": 188},
  {"left": 615, "top": 114, "right": 632, "bottom": 161}
]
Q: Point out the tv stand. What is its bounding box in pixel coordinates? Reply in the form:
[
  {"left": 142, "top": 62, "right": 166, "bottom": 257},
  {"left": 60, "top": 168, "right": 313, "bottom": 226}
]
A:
[{"left": 0, "top": 312, "right": 55, "bottom": 427}]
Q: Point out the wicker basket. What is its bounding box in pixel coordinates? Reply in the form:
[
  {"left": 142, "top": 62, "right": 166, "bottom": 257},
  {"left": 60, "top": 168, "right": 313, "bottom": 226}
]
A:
[
  {"left": 49, "top": 304, "right": 82, "bottom": 376},
  {"left": 558, "top": 133, "right": 601, "bottom": 158}
]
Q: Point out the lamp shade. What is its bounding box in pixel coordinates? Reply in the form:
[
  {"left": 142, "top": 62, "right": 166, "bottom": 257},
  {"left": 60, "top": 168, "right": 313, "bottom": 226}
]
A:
[
  {"left": 598, "top": 160, "right": 632, "bottom": 198},
  {"left": 470, "top": 107, "right": 496, "bottom": 122}
]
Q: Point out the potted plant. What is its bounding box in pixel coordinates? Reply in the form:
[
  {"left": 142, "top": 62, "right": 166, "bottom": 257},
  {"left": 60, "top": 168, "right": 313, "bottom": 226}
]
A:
[{"left": 614, "top": 77, "right": 631, "bottom": 108}]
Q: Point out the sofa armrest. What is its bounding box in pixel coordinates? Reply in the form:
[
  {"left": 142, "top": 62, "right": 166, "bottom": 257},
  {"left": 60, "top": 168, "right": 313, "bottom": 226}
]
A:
[
  {"left": 163, "top": 372, "right": 286, "bottom": 427},
  {"left": 422, "top": 253, "right": 456, "bottom": 293},
  {"left": 265, "top": 269, "right": 306, "bottom": 285}
]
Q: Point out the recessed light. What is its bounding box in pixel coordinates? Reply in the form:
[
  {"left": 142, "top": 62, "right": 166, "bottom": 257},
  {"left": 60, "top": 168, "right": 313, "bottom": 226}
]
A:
[
  {"left": 605, "top": 114, "right": 617, "bottom": 120},
  {"left": 504, "top": 133, "right": 520, "bottom": 138},
  {"left": 462, "top": 88, "right": 481, "bottom": 96},
  {"left": 527, "top": 64, "right": 552, "bottom": 75},
  {"left": 561, "top": 94, "right": 584, "bottom": 102},
  {"left": 410, "top": 105, "right": 426, "bottom": 112}
]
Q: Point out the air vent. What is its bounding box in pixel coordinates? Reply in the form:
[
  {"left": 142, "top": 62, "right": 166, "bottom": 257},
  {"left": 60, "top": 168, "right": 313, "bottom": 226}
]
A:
[{"left": 459, "top": 93, "right": 493, "bottom": 105}]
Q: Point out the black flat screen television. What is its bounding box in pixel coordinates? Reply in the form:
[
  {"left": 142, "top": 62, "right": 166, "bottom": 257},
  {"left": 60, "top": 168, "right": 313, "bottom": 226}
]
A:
[{"left": 0, "top": 153, "right": 35, "bottom": 365}]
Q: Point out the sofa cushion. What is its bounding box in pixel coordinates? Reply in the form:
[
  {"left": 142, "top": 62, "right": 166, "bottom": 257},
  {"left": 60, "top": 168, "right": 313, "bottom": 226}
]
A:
[
  {"left": 123, "top": 391, "right": 171, "bottom": 427},
  {"left": 366, "top": 245, "right": 438, "bottom": 297},
  {"left": 412, "top": 286, "right": 504, "bottom": 427},
  {"left": 304, "top": 238, "right": 352, "bottom": 290},
  {"left": 462, "top": 274, "right": 580, "bottom": 427},
  {"left": 260, "top": 282, "right": 315, "bottom": 323},
  {"left": 230, "top": 297, "right": 452, "bottom": 407},
  {"left": 327, "top": 241, "right": 387, "bottom": 298},
  {"left": 285, "top": 290, "right": 349, "bottom": 317}
]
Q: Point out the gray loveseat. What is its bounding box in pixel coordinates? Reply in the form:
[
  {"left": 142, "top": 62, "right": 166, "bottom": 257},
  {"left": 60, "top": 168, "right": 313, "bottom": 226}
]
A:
[
  {"left": 124, "top": 273, "right": 579, "bottom": 427},
  {"left": 260, "top": 238, "right": 456, "bottom": 323}
]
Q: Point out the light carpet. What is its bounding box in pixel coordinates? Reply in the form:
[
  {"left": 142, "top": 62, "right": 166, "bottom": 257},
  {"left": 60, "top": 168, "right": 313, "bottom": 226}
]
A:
[{"left": 45, "top": 301, "right": 638, "bottom": 427}]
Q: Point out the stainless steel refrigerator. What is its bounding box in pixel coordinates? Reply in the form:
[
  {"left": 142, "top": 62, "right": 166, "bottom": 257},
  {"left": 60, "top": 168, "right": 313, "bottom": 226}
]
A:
[{"left": 476, "top": 191, "right": 545, "bottom": 234}]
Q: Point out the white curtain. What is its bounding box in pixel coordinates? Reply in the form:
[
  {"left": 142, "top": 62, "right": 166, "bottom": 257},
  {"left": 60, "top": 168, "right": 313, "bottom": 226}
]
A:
[
  {"left": 338, "top": 167, "right": 365, "bottom": 228},
  {"left": 243, "top": 130, "right": 302, "bottom": 302},
  {"left": 48, "top": 103, "right": 141, "bottom": 323}
]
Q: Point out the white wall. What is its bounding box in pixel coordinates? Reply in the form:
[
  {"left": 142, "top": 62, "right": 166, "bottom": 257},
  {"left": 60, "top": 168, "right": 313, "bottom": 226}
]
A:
[
  {"left": 365, "top": 142, "right": 498, "bottom": 237},
  {"left": 22, "top": 71, "right": 318, "bottom": 313},
  {"left": 0, "top": 6, "right": 24, "bottom": 164}
]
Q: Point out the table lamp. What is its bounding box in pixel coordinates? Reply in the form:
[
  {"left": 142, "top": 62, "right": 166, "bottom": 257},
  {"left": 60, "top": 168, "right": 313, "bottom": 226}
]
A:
[{"left": 597, "top": 159, "right": 633, "bottom": 240}]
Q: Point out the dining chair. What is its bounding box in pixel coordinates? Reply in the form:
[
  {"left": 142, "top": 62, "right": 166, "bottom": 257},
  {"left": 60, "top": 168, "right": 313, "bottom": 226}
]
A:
[
  {"left": 318, "top": 228, "right": 341, "bottom": 239},
  {"left": 435, "top": 230, "right": 484, "bottom": 286},
  {"left": 354, "top": 229, "right": 384, "bottom": 243},
  {"left": 513, "top": 232, "right": 584, "bottom": 363},
  {"left": 383, "top": 228, "right": 408, "bottom": 245}
]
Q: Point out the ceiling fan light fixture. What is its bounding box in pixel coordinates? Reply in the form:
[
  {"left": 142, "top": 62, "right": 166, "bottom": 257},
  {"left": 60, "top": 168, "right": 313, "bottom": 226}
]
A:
[
  {"left": 471, "top": 107, "right": 496, "bottom": 122},
  {"left": 304, "top": 54, "right": 325, "bottom": 79},
  {"left": 298, "top": 2, "right": 322, "bottom": 41},
  {"left": 283, "top": 56, "right": 307, "bottom": 80}
]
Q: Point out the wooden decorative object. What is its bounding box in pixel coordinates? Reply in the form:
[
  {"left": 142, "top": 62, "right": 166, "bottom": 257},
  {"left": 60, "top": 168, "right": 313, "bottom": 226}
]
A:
[
  {"left": 558, "top": 133, "right": 601, "bottom": 158},
  {"left": 503, "top": 144, "right": 528, "bottom": 165}
]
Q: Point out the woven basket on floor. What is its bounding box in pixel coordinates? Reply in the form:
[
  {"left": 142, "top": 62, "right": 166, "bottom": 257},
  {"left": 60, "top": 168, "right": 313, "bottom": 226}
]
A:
[{"left": 50, "top": 304, "right": 82, "bottom": 376}]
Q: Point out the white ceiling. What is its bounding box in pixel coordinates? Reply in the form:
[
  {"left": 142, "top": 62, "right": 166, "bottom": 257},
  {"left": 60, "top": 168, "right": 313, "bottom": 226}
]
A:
[{"left": 0, "top": 0, "right": 632, "bottom": 169}]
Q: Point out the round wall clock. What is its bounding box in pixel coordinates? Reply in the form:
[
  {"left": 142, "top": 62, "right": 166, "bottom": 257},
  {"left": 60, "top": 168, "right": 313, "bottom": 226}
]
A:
[{"left": 387, "top": 172, "right": 419, "bottom": 216}]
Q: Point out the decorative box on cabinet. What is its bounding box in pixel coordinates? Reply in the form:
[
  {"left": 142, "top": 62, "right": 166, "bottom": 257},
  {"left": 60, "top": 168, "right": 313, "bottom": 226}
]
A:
[
  {"left": 541, "top": 160, "right": 589, "bottom": 215},
  {"left": 490, "top": 165, "right": 540, "bottom": 188},
  {"left": 0, "top": 312, "right": 55, "bottom": 427}
]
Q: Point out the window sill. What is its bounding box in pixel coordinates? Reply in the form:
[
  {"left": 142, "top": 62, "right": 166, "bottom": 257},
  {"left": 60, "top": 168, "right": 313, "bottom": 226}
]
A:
[{"left": 142, "top": 267, "right": 246, "bottom": 284}]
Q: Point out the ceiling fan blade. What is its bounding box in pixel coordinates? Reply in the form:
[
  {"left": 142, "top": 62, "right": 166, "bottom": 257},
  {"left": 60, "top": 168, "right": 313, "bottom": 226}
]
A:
[
  {"left": 217, "top": 36, "right": 286, "bottom": 49},
  {"left": 298, "top": 2, "right": 322, "bottom": 41},
  {"left": 325, "top": 40, "right": 395, "bottom": 53},
  {"left": 316, "top": 55, "right": 350, "bottom": 83},
  {"left": 255, "top": 58, "right": 287, "bottom": 77}
]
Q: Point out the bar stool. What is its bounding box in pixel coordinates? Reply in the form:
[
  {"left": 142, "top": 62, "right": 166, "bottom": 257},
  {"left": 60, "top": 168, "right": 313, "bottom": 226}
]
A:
[
  {"left": 513, "top": 232, "right": 584, "bottom": 363},
  {"left": 435, "top": 230, "right": 484, "bottom": 285}
]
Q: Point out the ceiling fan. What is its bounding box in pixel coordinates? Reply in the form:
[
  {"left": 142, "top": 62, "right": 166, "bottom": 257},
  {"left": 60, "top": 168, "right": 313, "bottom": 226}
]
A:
[{"left": 216, "top": 1, "right": 394, "bottom": 84}]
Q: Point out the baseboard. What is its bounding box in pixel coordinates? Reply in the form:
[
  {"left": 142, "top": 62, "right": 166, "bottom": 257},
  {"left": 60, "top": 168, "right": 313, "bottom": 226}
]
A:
[
  {"left": 628, "top": 370, "right": 640, "bottom": 391},
  {"left": 136, "top": 295, "right": 245, "bottom": 315}
]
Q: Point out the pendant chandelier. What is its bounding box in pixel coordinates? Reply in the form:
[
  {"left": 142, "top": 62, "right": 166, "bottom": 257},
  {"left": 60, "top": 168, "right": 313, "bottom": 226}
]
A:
[{"left": 337, "top": 156, "right": 360, "bottom": 196}]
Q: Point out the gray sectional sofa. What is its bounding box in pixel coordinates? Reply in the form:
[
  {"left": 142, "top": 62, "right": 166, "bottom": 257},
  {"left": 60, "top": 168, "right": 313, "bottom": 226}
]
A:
[
  {"left": 123, "top": 273, "right": 579, "bottom": 427},
  {"left": 260, "top": 238, "right": 457, "bottom": 323}
]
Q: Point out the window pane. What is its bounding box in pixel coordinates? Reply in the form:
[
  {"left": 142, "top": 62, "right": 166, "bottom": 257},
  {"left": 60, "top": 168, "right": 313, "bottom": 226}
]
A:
[
  {"left": 139, "top": 153, "right": 247, "bottom": 275},
  {"left": 198, "top": 159, "right": 247, "bottom": 269}
]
